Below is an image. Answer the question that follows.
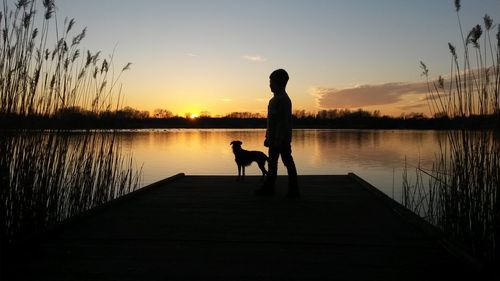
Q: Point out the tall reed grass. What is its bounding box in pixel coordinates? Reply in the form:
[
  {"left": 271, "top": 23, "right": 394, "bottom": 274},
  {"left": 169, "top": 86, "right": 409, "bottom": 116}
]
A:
[
  {"left": 0, "top": 0, "right": 140, "bottom": 250},
  {"left": 0, "top": 0, "right": 131, "bottom": 117},
  {"left": 403, "top": 0, "right": 500, "bottom": 265},
  {"left": 0, "top": 132, "right": 141, "bottom": 243}
]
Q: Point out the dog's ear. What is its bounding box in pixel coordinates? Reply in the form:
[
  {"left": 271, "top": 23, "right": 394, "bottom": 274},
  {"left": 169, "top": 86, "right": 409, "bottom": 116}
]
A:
[{"left": 230, "top": 141, "right": 235, "bottom": 145}]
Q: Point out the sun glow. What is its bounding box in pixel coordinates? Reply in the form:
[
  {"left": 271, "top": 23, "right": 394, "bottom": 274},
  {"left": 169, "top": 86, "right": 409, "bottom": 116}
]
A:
[{"left": 189, "top": 113, "right": 199, "bottom": 119}]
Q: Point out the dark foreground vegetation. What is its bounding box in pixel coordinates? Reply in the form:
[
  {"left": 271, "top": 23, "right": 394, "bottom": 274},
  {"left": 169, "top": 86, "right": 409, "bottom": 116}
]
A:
[
  {"left": 0, "top": 1, "right": 140, "bottom": 276},
  {"left": 403, "top": 1, "right": 499, "bottom": 277}
]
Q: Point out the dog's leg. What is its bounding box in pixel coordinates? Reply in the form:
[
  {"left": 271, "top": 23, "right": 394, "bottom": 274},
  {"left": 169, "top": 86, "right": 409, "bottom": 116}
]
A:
[
  {"left": 242, "top": 166, "right": 245, "bottom": 181},
  {"left": 258, "top": 161, "right": 268, "bottom": 181},
  {"left": 237, "top": 165, "right": 241, "bottom": 181}
]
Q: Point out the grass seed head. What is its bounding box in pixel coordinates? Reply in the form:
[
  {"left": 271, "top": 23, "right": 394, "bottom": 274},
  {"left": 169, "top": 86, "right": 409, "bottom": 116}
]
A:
[
  {"left": 467, "top": 24, "right": 482, "bottom": 48},
  {"left": 454, "top": 0, "right": 461, "bottom": 12},
  {"left": 16, "top": 0, "right": 29, "bottom": 9},
  {"left": 32, "top": 28, "right": 38, "bottom": 39},
  {"left": 23, "top": 11, "right": 33, "bottom": 29},
  {"left": 483, "top": 14, "right": 492, "bottom": 31},
  {"left": 420, "top": 61, "right": 429, "bottom": 77},
  {"left": 497, "top": 26, "right": 500, "bottom": 48},
  {"left": 438, "top": 76, "right": 444, "bottom": 89},
  {"left": 67, "top": 18, "right": 76, "bottom": 34},
  {"left": 122, "top": 62, "right": 132, "bottom": 71},
  {"left": 448, "top": 43, "right": 457, "bottom": 60}
]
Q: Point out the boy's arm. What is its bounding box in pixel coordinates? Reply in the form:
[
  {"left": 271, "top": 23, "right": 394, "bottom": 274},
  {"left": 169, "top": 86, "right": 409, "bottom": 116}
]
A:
[
  {"left": 264, "top": 101, "right": 270, "bottom": 147},
  {"left": 273, "top": 99, "right": 288, "bottom": 146},
  {"left": 264, "top": 126, "right": 270, "bottom": 147}
]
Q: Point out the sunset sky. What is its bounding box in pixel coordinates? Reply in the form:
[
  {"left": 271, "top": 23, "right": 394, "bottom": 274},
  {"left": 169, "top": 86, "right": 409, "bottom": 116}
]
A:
[{"left": 55, "top": 0, "right": 500, "bottom": 116}]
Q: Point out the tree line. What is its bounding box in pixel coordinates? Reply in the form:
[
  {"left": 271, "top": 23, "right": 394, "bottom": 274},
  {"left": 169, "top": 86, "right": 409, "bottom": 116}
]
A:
[{"left": 1, "top": 106, "right": 498, "bottom": 130}]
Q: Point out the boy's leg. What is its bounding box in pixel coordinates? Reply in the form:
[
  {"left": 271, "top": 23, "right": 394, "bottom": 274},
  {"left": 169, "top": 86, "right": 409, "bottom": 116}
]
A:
[
  {"left": 280, "top": 143, "right": 299, "bottom": 197},
  {"left": 255, "top": 146, "right": 279, "bottom": 196}
]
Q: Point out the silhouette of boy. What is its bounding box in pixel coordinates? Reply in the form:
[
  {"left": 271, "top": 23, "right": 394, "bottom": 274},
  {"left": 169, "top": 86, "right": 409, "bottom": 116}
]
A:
[{"left": 255, "top": 69, "right": 299, "bottom": 198}]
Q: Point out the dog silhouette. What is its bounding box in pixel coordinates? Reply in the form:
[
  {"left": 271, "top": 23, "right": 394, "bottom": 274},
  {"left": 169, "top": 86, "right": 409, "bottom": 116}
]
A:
[{"left": 230, "top": 140, "right": 268, "bottom": 181}]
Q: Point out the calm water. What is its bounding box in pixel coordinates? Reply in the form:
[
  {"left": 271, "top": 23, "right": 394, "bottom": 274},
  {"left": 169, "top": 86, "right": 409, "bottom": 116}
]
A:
[{"left": 117, "top": 129, "right": 445, "bottom": 201}]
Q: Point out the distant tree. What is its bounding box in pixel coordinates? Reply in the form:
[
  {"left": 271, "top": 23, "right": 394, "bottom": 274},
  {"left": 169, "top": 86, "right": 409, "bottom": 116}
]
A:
[
  {"left": 316, "top": 110, "right": 328, "bottom": 119},
  {"left": 316, "top": 109, "right": 350, "bottom": 119},
  {"left": 54, "top": 106, "right": 93, "bottom": 119},
  {"left": 401, "top": 112, "right": 427, "bottom": 120},
  {"left": 116, "top": 106, "right": 149, "bottom": 119},
  {"left": 293, "top": 109, "right": 306, "bottom": 118},
  {"left": 200, "top": 111, "right": 211, "bottom": 117},
  {"left": 225, "top": 112, "right": 263, "bottom": 118},
  {"left": 350, "top": 109, "right": 372, "bottom": 118},
  {"left": 433, "top": 111, "right": 449, "bottom": 118},
  {"left": 315, "top": 108, "right": 385, "bottom": 120},
  {"left": 153, "top": 109, "right": 173, "bottom": 118}
]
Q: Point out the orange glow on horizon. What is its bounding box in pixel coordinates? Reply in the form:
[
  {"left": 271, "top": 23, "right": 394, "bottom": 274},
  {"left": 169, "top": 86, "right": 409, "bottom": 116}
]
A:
[{"left": 126, "top": 91, "right": 429, "bottom": 118}]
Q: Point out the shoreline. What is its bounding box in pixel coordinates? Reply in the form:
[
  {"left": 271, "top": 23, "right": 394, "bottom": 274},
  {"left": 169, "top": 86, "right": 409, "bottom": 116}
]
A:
[{"left": 1, "top": 115, "right": 499, "bottom": 131}]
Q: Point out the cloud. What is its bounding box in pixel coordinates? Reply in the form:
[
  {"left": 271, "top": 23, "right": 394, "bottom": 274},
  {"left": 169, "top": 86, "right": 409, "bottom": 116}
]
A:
[
  {"left": 422, "top": 93, "right": 450, "bottom": 101},
  {"left": 313, "top": 66, "right": 496, "bottom": 114},
  {"left": 397, "top": 103, "right": 429, "bottom": 111},
  {"left": 314, "top": 81, "right": 429, "bottom": 109},
  {"left": 186, "top": 53, "right": 198, "bottom": 57},
  {"left": 243, "top": 54, "right": 267, "bottom": 62}
]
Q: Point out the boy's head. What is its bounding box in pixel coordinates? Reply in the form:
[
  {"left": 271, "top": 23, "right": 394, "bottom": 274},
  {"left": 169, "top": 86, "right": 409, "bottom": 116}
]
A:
[{"left": 269, "top": 69, "right": 289, "bottom": 93}]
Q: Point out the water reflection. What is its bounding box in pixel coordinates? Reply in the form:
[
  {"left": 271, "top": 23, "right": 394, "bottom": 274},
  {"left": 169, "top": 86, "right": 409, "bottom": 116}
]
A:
[{"left": 115, "top": 129, "right": 446, "bottom": 199}]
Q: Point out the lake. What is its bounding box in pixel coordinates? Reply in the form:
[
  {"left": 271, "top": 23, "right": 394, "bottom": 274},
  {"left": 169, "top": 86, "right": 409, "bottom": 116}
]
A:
[{"left": 117, "top": 129, "right": 445, "bottom": 201}]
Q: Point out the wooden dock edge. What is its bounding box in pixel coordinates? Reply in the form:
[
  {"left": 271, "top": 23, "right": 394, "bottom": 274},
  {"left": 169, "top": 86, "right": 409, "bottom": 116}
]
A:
[
  {"left": 347, "top": 173, "right": 484, "bottom": 273},
  {"left": 11, "top": 173, "right": 186, "bottom": 249}
]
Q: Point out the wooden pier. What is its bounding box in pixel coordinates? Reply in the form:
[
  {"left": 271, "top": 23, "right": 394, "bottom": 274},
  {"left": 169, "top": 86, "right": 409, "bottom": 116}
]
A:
[{"left": 8, "top": 174, "right": 480, "bottom": 280}]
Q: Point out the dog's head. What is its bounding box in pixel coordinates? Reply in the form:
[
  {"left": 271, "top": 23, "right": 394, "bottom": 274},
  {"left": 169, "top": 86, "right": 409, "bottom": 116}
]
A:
[{"left": 230, "top": 140, "right": 242, "bottom": 149}]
